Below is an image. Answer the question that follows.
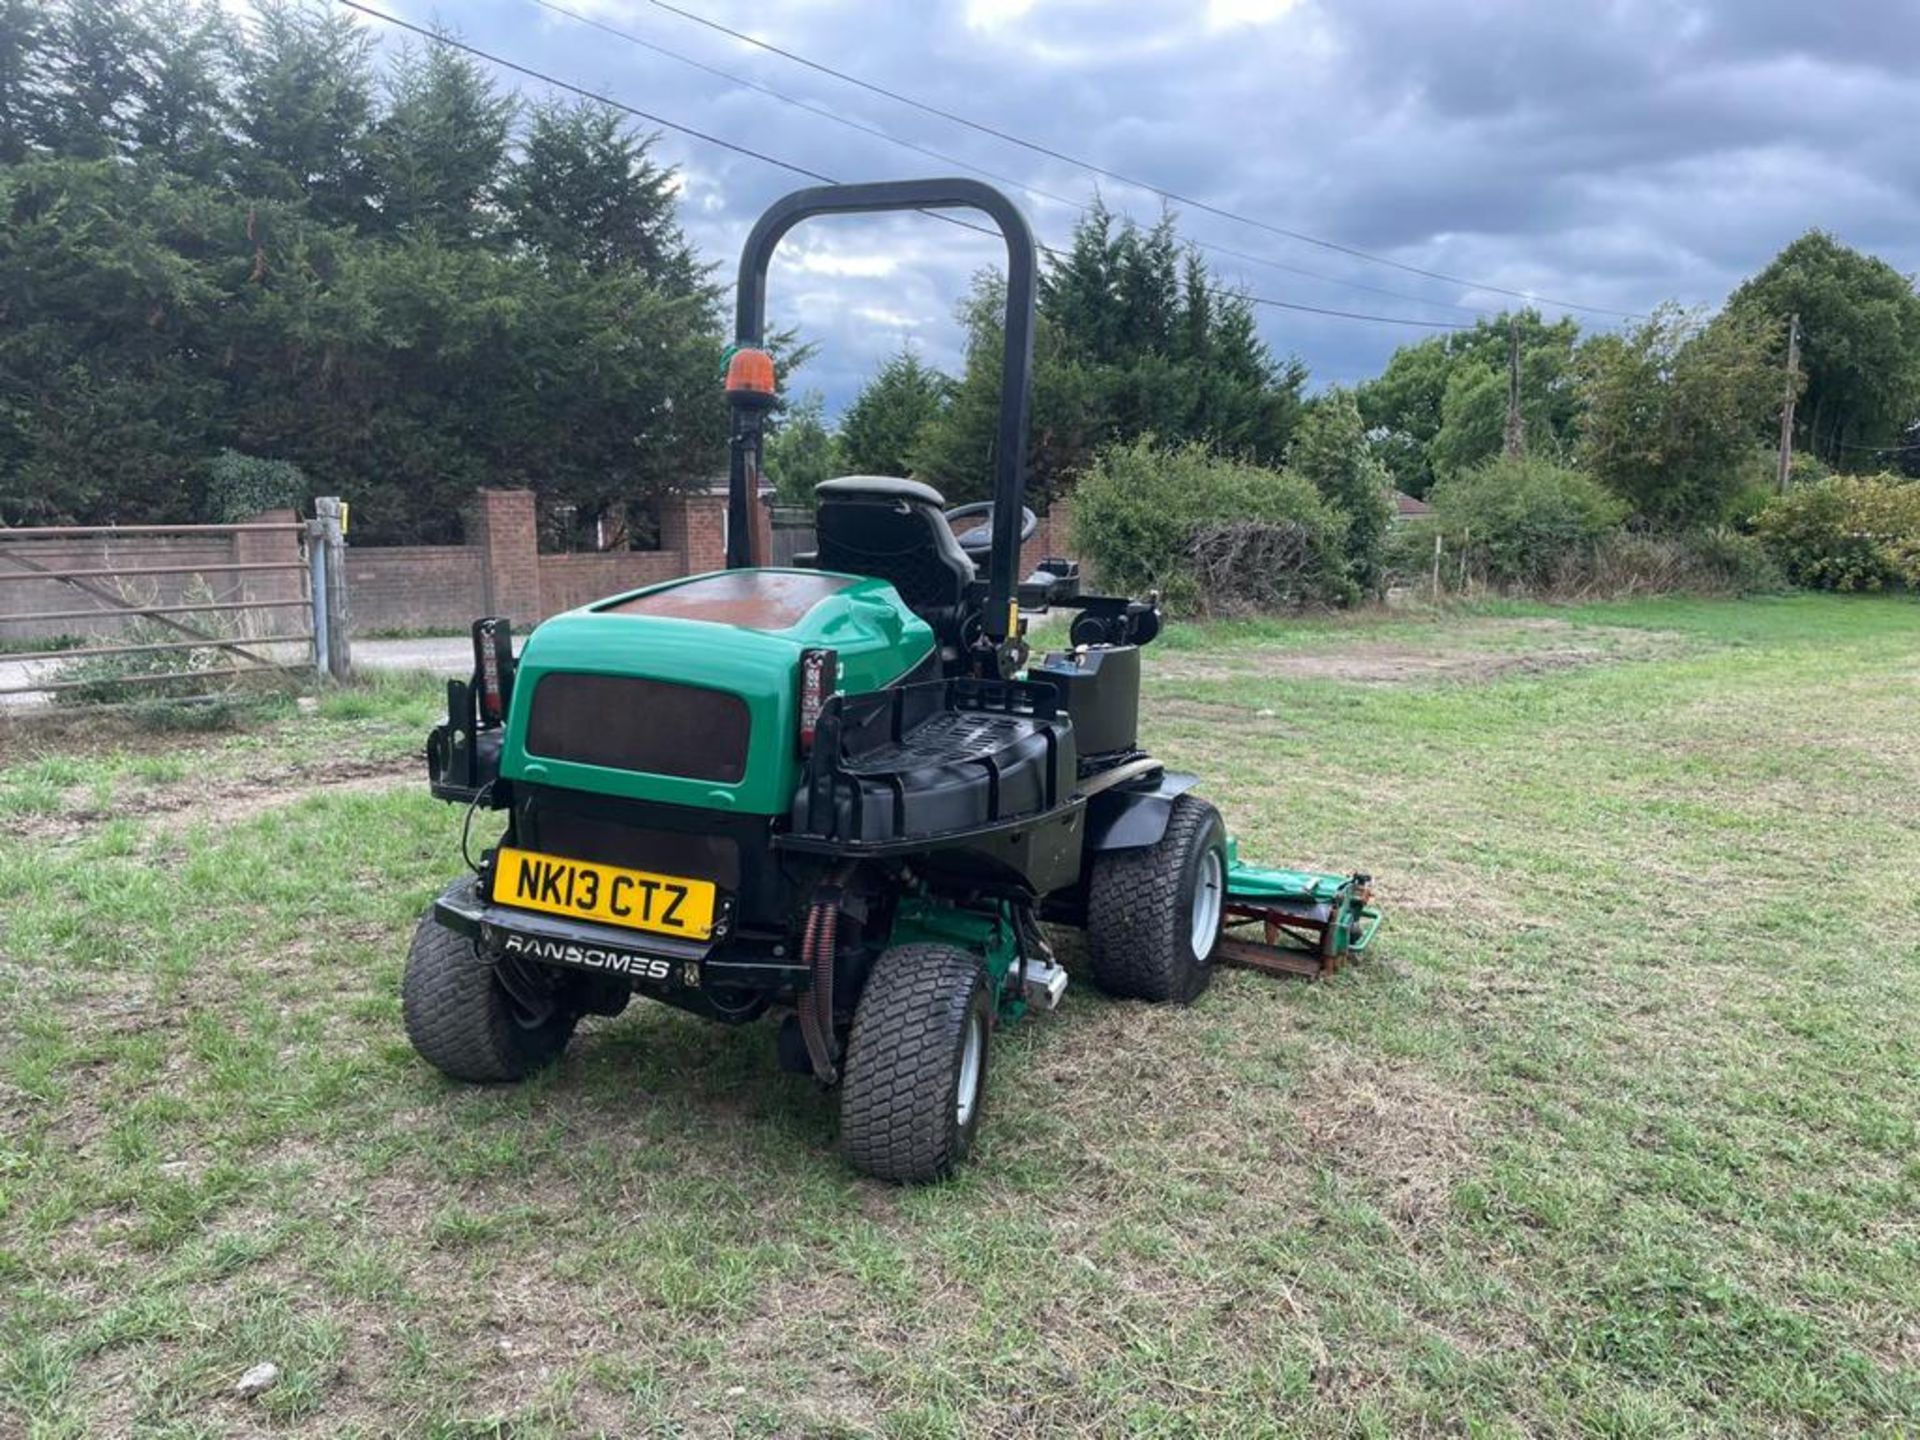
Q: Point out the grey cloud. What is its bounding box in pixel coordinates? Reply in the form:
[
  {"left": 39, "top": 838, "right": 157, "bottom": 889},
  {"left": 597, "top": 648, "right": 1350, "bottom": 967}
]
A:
[{"left": 462, "top": 0, "right": 1919, "bottom": 404}]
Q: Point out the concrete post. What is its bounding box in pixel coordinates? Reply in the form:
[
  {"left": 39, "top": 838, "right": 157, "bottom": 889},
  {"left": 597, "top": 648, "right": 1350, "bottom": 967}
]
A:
[
  {"left": 315, "top": 496, "right": 351, "bottom": 680},
  {"left": 307, "top": 517, "right": 329, "bottom": 676}
]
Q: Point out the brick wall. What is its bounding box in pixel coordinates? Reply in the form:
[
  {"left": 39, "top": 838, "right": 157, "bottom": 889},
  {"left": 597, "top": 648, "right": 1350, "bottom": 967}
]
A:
[
  {"left": 660, "top": 490, "right": 729, "bottom": 576},
  {"left": 344, "top": 547, "right": 483, "bottom": 633},
  {"left": 536, "top": 551, "right": 683, "bottom": 616},
  {"left": 1, "top": 486, "right": 1075, "bottom": 648},
  {"left": 336, "top": 487, "right": 738, "bottom": 633},
  {"left": 466, "top": 488, "right": 542, "bottom": 627},
  {"left": 232, "top": 509, "right": 306, "bottom": 607}
]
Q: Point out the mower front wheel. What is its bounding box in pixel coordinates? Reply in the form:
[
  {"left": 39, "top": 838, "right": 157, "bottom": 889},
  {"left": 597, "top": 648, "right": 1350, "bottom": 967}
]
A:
[
  {"left": 839, "top": 943, "right": 992, "bottom": 1184},
  {"left": 1086, "top": 793, "right": 1227, "bottom": 1003},
  {"left": 402, "top": 911, "right": 579, "bottom": 1083}
]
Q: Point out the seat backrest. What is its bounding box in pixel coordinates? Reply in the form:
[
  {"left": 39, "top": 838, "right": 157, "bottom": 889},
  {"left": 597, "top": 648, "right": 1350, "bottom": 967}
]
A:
[{"left": 810, "top": 476, "right": 975, "bottom": 615}]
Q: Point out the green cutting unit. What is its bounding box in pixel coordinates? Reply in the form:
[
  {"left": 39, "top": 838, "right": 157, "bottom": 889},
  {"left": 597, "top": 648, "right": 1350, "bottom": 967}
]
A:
[{"left": 406, "top": 178, "right": 1379, "bottom": 1183}]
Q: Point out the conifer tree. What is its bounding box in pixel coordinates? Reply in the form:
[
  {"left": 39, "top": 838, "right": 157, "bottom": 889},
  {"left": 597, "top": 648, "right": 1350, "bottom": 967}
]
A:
[
  {"left": 840, "top": 349, "right": 951, "bottom": 478},
  {"left": 228, "top": 0, "right": 375, "bottom": 225},
  {"left": 503, "top": 100, "right": 700, "bottom": 291}
]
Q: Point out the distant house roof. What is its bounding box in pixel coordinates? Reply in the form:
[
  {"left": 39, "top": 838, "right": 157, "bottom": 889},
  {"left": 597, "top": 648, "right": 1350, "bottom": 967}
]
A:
[{"left": 1393, "top": 490, "right": 1434, "bottom": 518}]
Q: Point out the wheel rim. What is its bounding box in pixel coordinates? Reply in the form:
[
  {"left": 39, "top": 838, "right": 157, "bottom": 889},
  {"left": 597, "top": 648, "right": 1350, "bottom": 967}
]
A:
[
  {"left": 956, "top": 1010, "right": 985, "bottom": 1127},
  {"left": 1191, "top": 847, "right": 1224, "bottom": 959}
]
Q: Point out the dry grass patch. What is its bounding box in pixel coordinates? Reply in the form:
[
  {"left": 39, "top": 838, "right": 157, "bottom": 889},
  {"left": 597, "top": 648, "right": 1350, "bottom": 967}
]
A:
[{"left": 5, "top": 599, "right": 1919, "bottom": 1435}]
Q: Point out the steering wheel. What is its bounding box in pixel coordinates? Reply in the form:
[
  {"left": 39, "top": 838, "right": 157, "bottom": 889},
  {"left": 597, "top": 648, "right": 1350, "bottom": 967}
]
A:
[{"left": 943, "top": 501, "right": 1037, "bottom": 559}]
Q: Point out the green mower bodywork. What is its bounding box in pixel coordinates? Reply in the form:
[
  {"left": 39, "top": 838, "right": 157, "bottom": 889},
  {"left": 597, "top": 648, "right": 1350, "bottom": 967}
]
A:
[
  {"left": 502, "top": 571, "right": 932, "bottom": 815},
  {"left": 403, "top": 178, "right": 1378, "bottom": 1183}
]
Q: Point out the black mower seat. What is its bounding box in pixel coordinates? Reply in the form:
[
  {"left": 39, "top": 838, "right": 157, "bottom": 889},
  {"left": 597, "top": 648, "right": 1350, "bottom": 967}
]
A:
[{"left": 809, "top": 476, "right": 975, "bottom": 617}]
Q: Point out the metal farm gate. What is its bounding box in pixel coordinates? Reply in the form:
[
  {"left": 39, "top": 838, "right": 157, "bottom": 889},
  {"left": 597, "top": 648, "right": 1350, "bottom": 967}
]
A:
[{"left": 0, "top": 498, "right": 351, "bottom": 712}]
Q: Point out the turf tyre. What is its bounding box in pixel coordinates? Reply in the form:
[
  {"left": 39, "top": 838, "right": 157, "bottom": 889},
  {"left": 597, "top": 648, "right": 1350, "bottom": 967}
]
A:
[
  {"left": 840, "top": 943, "right": 992, "bottom": 1184},
  {"left": 1086, "top": 792, "right": 1227, "bottom": 1003},
  {"left": 402, "top": 910, "right": 578, "bottom": 1083}
]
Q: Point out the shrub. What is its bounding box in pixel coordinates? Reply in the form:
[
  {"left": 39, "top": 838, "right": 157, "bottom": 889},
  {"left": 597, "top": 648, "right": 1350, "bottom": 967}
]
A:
[
  {"left": 1187, "top": 520, "right": 1338, "bottom": 612},
  {"left": 1071, "top": 438, "right": 1354, "bottom": 612},
  {"left": 52, "top": 577, "right": 269, "bottom": 706},
  {"left": 1289, "top": 388, "right": 1395, "bottom": 596},
  {"left": 1724, "top": 448, "right": 1829, "bottom": 530},
  {"left": 1755, "top": 473, "right": 1920, "bottom": 591},
  {"left": 1381, "top": 519, "right": 1445, "bottom": 593},
  {"left": 1426, "top": 456, "right": 1627, "bottom": 589},
  {"left": 1582, "top": 528, "right": 1786, "bottom": 597},
  {"left": 1679, "top": 527, "right": 1790, "bottom": 593},
  {"left": 201, "top": 450, "right": 309, "bottom": 523},
  {"left": 1386, "top": 520, "right": 1783, "bottom": 600}
]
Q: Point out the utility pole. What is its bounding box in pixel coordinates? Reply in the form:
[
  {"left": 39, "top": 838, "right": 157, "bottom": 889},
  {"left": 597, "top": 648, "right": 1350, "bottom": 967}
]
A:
[
  {"left": 1503, "top": 317, "right": 1526, "bottom": 459},
  {"left": 1776, "top": 312, "right": 1801, "bottom": 494}
]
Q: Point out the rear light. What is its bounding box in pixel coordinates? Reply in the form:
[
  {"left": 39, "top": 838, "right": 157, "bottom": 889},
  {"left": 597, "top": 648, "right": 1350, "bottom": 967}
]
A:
[
  {"left": 798, "top": 647, "right": 838, "bottom": 754},
  {"left": 472, "top": 617, "right": 515, "bottom": 725}
]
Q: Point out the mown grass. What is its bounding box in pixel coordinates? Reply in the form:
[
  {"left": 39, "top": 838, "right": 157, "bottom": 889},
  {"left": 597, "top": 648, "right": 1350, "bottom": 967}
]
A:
[{"left": 1, "top": 595, "right": 1916, "bottom": 1436}]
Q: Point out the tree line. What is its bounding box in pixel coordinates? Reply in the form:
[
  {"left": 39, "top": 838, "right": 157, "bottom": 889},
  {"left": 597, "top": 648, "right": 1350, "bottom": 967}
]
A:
[
  {"left": 778, "top": 223, "right": 1920, "bottom": 540},
  {"left": 2, "top": 0, "right": 722, "bottom": 544},
  {"left": 5, "top": 0, "right": 1919, "bottom": 575},
  {"left": 767, "top": 198, "right": 1306, "bottom": 512},
  {"left": 1354, "top": 232, "right": 1920, "bottom": 510}
]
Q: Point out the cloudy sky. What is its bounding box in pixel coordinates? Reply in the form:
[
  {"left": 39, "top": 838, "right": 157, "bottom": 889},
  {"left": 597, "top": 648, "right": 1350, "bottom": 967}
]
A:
[{"left": 352, "top": 0, "right": 1919, "bottom": 414}]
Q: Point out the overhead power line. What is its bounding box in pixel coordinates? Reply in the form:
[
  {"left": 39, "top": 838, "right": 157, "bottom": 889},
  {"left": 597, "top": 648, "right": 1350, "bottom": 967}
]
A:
[
  {"left": 1830, "top": 436, "right": 1920, "bottom": 453},
  {"left": 337, "top": 2, "right": 1462, "bottom": 331},
  {"left": 626, "top": 0, "right": 1645, "bottom": 321},
  {"left": 528, "top": 0, "right": 1497, "bottom": 320},
  {"left": 336, "top": 0, "right": 831, "bottom": 184}
]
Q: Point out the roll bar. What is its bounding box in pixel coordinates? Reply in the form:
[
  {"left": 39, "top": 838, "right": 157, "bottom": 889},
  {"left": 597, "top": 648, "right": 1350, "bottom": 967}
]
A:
[{"left": 727, "top": 178, "right": 1038, "bottom": 645}]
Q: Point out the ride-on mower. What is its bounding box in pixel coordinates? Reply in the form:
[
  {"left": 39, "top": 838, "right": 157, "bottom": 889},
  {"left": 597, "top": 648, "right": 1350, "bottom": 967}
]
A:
[{"left": 405, "top": 179, "right": 1378, "bottom": 1182}]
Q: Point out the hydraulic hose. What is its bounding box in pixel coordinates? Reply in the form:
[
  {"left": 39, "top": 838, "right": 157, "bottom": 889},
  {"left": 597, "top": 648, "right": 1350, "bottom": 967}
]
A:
[
  {"left": 796, "top": 902, "right": 830, "bottom": 1081},
  {"left": 807, "top": 898, "right": 840, "bottom": 1084}
]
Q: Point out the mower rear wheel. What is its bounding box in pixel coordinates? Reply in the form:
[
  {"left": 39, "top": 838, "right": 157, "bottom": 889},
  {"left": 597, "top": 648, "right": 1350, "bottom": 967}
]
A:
[
  {"left": 840, "top": 943, "right": 992, "bottom": 1184},
  {"left": 1086, "top": 793, "right": 1227, "bottom": 1003},
  {"left": 402, "top": 911, "right": 578, "bottom": 1083}
]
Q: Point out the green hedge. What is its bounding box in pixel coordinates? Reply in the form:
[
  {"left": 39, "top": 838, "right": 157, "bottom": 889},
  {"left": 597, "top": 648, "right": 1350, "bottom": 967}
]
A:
[
  {"left": 1756, "top": 474, "right": 1920, "bottom": 591},
  {"left": 1069, "top": 438, "right": 1355, "bottom": 612},
  {"left": 1427, "top": 456, "right": 1627, "bottom": 589}
]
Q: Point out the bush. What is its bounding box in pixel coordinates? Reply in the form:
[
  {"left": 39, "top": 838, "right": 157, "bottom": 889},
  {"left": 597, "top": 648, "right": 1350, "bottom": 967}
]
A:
[
  {"left": 1755, "top": 473, "right": 1920, "bottom": 591},
  {"left": 1724, "top": 448, "right": 1829, "bottom": 530},
  {"left": 1427, "top": 456, "right": 1627, "bottom": 589},
  {"left": 1186, "top": 520, "right": 1340, "bottom": 612},
  {"left": 1680, "top": 527, "right": 1790, "bottom": 593},
  {"left": 1289, "top": 388, "right": 1395, "bottom": 596},
  {"left": 1070, "top": 438, "right": 1354, "bottom": 612},
  {"left": 201, "top": 450, "right": 309, "bottom": 523},
  {"left": 1582, "top": 528, "right": 1786, "bottom": 597},
  {"left": 52, "top": 577, "right": 270, "bottom": 706}
]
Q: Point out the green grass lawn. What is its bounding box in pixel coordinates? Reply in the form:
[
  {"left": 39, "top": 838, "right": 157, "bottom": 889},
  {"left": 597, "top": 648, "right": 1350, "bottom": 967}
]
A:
[{"left": 2, "top": 595, "right": 1916, "bottom": 1437}]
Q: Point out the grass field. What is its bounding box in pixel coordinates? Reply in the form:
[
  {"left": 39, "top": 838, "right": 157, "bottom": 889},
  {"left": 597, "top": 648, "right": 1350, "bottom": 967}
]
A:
[{"left": 2, "top": 595, "right": 1917, "bottom": 1437}]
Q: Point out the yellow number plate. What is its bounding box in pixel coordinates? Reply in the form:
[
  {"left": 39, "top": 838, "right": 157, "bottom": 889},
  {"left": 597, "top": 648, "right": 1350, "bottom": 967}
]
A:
[{"left": 493, "top": 847, "right": 717, "bottom": 940}]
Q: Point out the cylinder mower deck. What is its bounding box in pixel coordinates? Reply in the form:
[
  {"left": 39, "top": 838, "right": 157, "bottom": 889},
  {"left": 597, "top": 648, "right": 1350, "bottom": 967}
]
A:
[{"left": 1218, "top": 840, "right": 1381, "bottom": 981}]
